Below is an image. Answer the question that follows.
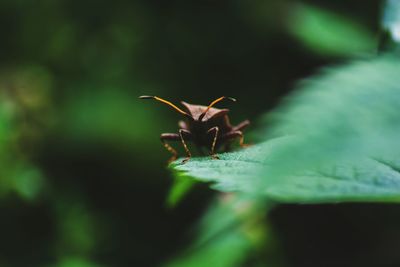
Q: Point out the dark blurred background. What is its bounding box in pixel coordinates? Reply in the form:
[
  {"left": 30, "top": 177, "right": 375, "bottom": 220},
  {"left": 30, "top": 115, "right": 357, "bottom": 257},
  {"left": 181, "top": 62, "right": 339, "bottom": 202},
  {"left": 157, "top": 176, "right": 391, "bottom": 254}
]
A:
[{"left": 0, "top": 0, "right": 393, "bottom": 266}]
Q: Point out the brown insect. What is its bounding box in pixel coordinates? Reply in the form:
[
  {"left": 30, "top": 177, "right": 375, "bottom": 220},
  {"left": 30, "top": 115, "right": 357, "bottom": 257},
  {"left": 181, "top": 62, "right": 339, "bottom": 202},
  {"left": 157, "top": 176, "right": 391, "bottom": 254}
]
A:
[{"left": 139, "top": 96, "right": 250, "bottom": 163}]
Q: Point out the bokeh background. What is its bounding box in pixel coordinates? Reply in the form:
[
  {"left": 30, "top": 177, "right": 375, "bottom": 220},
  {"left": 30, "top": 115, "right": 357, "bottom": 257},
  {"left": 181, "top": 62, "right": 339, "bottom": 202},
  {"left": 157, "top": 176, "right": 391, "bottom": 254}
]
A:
[{"left": 0, "top": 0, "right": 395, "bottom": 266}]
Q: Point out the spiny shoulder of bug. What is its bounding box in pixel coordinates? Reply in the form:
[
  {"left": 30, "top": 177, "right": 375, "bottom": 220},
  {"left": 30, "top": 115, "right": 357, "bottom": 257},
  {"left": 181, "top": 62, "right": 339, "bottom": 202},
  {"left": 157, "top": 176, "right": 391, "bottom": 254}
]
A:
[{"left": 183, "top": 106, "right": 231, "bottom": 133}]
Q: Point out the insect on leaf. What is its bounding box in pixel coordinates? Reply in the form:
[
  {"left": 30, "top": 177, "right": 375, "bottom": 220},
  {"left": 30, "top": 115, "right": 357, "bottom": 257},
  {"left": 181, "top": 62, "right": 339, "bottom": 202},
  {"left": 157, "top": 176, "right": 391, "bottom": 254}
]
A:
[{"left": 171, "top": 55, "right": 400, "bottom": 203}]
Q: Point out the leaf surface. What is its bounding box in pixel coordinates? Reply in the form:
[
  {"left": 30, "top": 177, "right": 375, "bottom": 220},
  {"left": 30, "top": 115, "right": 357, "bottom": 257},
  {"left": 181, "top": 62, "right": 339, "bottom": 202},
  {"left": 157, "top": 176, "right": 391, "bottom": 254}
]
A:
[{"left": 172, "top": 56, "right": 400, "bottom": 203}]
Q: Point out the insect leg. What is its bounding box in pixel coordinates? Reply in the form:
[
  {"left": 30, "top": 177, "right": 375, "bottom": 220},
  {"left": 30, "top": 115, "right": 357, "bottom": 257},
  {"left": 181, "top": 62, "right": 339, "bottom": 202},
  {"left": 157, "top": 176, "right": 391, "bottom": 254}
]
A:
[
  {"left": 207, "top": 126, "right": 220, "bottom": 159},
  {"left": 179, "top": 129, "right": 193, "bottom": 163},
  {"left": 222, "top": 130, "right": 249, "bottom": 147},
  {"left": 160, "top": 133, "right": 180, "bottom": 163},
  {"left": 232, "top": 120, "right": 250, "bottom": 132}
]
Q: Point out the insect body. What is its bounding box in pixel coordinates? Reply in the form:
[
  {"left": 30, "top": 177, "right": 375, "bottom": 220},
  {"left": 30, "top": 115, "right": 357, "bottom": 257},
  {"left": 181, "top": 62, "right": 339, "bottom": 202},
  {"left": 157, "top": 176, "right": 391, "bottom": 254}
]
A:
[{"left": 139, "top": 96, "right": 250, "bottom": 163}]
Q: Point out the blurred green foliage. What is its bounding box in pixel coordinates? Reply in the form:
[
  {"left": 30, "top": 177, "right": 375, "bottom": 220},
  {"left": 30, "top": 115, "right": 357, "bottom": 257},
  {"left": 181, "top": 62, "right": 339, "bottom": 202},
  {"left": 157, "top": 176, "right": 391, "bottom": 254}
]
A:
[
  {"left": 166, "top": 195, "right": 279, "bottom": 267},
  {"left": 0, "top": 0, "right": 395, "bottom": 266},
  {"left": 166, "top": 175, "right": 196, "bottom": 208},
  {"left": 288, "top": 3, "right": 376, "bottom": 56},
  {"left": 381, "top": 0, "right": 400, "bottom": 52},
  {"left": 0, "top": 65, "right": 49, "bottom": 200}
]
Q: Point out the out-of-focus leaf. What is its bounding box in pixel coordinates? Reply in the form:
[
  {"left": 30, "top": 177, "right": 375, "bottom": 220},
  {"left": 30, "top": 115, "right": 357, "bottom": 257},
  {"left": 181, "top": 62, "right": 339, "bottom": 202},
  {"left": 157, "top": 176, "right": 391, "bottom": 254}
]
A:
[
  {"left": 12, "top": 164, "right": 45, "bottom": 201},
  {"left": 382, "top": 0, "right": 400, "bottom": 42},
  {"left": 168, "top": 232, "right": 250, "bottom": 267},
  {"left": 0, "top": 66, "right": 50, "bottom": 200},
  {"left": 166, "top": 194, "right": 272, "bottom": 267},
  {"left": 166, "top": 176, "right": 196, "bottom": 208},
  {"left": 172, "top": 55, "right": 400, "bottom": 203},
  {"left": 0, "top": 105, "right": 12, "bottom": 153},
  {"left": 52, "top": 257, "right": 103, "bottom": 267},
  {"left": 381, "top": 0, "right": 400, "bottom": 51},
  {"left": 62, "top": 89, "right": 158, "bottom": 146},
  {"left": 55, "top": 199, "right": 97, "bottom": 255},
  {"left": 289, "top": 3, "right": 376, "bottom": 56},
  {"left": 0, "top": 108, "right": 11, "bottom": 143}
]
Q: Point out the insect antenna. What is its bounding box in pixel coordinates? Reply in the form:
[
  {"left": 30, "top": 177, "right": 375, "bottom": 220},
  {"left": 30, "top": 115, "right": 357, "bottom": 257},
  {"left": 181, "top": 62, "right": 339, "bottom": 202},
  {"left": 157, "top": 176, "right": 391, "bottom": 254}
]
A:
[
  {"left": 199, "top": 96, "right": 236, "bottom": 121},
  {"left": 139, "top": 96, "right": 193, "bottom": 119}
]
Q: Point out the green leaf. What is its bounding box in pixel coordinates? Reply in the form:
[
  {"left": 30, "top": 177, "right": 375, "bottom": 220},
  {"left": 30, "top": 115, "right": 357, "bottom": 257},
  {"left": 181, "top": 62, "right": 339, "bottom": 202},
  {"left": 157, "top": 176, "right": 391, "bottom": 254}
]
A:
[
  {"left": 381, "top": 0, "right": 400, "bottom": 51},
  {"left": 289, "top": 3, "right": 376, "bottom": 56},
  {"left": 382, "top": 0, "right": 400, "bottom": 43},
  {"left": 0, "top": 100, "right": 44, "bottom": 200},
  {"left": 165, "top": 194, "right": 272, "bottom": 267},
  {"left": 166, "top": 175, "right": 196, "bottom": 208},
  {"left": 51, "top": 257, "right": 102, "bottom": 267},
  {"left": 61, "top": 88, "right": 159, "bottom": 146},
  {"left": 12, "top": 164, "right": 45, "bottom": 201},
  {"left": 172, "top": 55, "right": 400, "bottom": 203}
]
